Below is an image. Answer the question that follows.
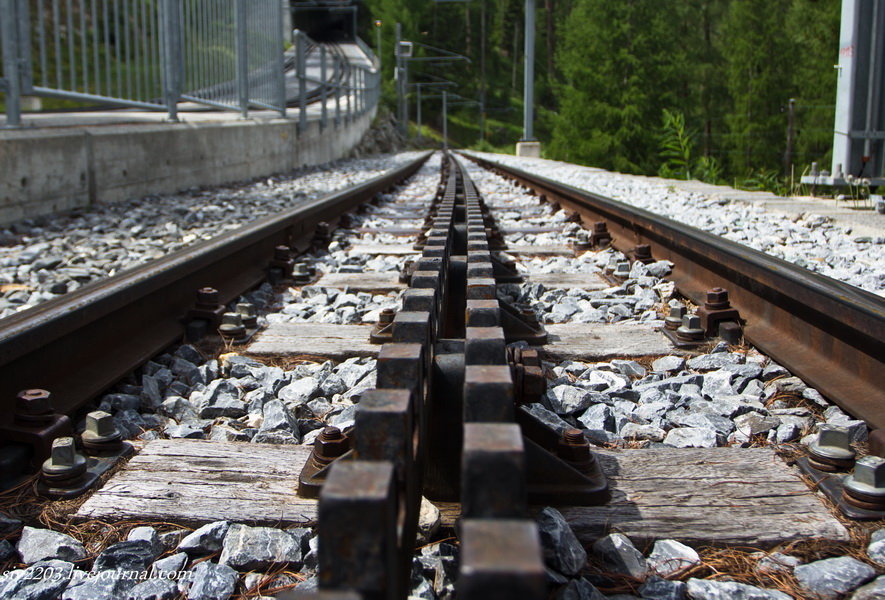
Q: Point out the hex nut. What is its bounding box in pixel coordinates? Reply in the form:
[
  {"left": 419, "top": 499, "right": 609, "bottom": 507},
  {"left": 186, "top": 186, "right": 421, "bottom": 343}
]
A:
[
  {"left": 16, "top": 389, "right": 53, "bottom": 415},
  {"left": 844, "top": 456, "right": 885, "bottom": 497},
  {"left": 82, "top": 411, "right": 122, "bottom": 445},
  {"left": 811, "top": 425, "right": 856, "bottom": 461},
  {"left": 42, "top": 436, "right": 87, "bottom": 479}
]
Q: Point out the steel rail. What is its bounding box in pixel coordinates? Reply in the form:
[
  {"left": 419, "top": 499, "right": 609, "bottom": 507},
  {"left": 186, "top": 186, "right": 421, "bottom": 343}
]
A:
[
  {"left": 0, "top": 152, "right": 431, "bottom": 423},
  {"left": 461, "top": 153, "right": 885, "bottom": 429}
]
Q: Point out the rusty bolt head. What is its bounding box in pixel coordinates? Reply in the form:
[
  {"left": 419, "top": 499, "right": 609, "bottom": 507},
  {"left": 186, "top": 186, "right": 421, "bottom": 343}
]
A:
[
  {"left": 379, "top": 308, "right": 395, "bottom": 323},
  {"left": 16, "top": 389, "right": 53, "bottom": 415},
  {"left": 315, "top": 426, "right": 349, "bottom": 459},
  {"left": 196, "top": 287, "right": 219, "bottom": 307},
  {"left": 845, "top": 456, "right": 885, "bottom": 496},
  {"left": 593, "top": 221, "right": 607, "bottom": 233},
  {"left": 634, "top": 244, "right": 652, "bottom": 259},
  {"left": 273, "top": 245, "right": 291, "bottom": 261},
  {"left": 706, "top": 287, "right": 730, "bottom": 307},
  {"left": 86, "top": 411, "right": 117, "bottom": 437},
  {"left": 563, "top": 429, "right": 588, "bottom": 446}
]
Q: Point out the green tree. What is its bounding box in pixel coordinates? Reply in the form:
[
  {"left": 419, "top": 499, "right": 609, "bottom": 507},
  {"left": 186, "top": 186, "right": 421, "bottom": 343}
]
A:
[{"left": 721, "top": 0, "right": 795, "bottom": 175}]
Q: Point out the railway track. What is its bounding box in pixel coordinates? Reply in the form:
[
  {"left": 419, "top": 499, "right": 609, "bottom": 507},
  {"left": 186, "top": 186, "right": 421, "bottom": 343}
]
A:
[{"left": 0, "top": 151, "right": 883, "bottom": 600}]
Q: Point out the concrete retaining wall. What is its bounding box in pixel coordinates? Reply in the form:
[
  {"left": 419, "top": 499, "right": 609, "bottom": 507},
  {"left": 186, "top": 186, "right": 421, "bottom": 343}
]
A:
[{"left": 0, "top": 108, "right": 376, "bottom": 225}]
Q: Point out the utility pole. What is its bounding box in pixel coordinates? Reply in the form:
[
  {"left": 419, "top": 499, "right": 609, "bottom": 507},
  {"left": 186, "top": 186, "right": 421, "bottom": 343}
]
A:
[
  {"left": 480, "top": 0, "right": 487, "bottom": 143},
  {"left": 785, "top": 98, "right": 795, "bottom": 178},
  {"left": 516, "top": 0, "right": 540, "bottom": 156},
  {"left": 396, "top": 23, "right": 405, "bottom": 134},
  {"left": 417, "top": 84, "right": 422, "bottom": 136},
  {"left": 443, "top": 90, "right": 448, "bottom": 150}
]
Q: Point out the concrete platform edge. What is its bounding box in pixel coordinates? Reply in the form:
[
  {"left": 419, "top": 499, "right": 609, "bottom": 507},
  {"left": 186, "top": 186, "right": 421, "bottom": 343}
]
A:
[{"left": 0, "top": 108, "right": 376, "bottom": 225}]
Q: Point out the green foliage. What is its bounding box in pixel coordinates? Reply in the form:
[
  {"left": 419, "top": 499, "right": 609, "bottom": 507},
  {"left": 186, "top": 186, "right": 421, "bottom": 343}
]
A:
[{"left": 658, "top": 109, "right": 694, "bottom": 180}]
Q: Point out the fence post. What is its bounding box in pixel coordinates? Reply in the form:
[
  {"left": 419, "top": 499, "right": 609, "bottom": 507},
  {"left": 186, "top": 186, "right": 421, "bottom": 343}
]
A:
[
  {"left": 297, "top": 30, "right": 306, "bottom": 132},
  {"left": 320, "top": 44, "right": 327, "bottom": 130},
  {"left": 334, "top": 55, "right": 341, "bottom": 126},
  {"left": 160, "top": 0, "right": 182, "bottom": 122},
  {"left": 277, "top": 0, "right": 286, "bottom": 117},
  {"left": 235, "top": 0, "right": 249, "bottom": 117},
  {"left": 1, "top": 0, "right": 22, "bottom": 128}
]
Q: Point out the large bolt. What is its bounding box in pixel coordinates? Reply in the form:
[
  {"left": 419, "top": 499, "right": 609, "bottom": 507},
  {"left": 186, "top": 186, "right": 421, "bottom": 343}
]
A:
[
  {"left": 665, "top": 305, "right": 687, "bottom": 331},
  {"left": 676, "top": 314, "right": 705, "bottom": 342},
  {"left": 843, "top": 456, "right": 885, "bottom": 509},
  {"left": 614, "top": 261, "right": 631, "bottom": 278},
  {"left": 314, "top": 427, "right": 349, "bottom": 461},
  {"left": 219, "top": 312, "right": 246, "bottom": 340},
  {"left": 633, "top": 244, "right": 653, "bottom": 263},
  {"left": 808, "top": 425, "right": 856, "bottom": 472},
  {"left": 237, "top": 303, "right": 258, "bottom": 328},
  {"left": 195, "top": 287, "right": 219, "bottom": 308},
  {"left": 292, "top": 263, "right": 312, "bottom": 285},
  {"left": 41, "top": 437, "right": 87, "bottom": 483},
  {"left": 705, "top": 287, "right": 731, "bottom": 310},
  {"left": 558, "top": 429, "right": 591, "bottom": 463},
  {"left": 81, "top": 410, "right": 123, "bottom": 452},
  {"left": 378, "top": 308, "right": 395, "bottom": 324},
  {"left": 16, "top": 389, "right": 53, "bottom": 417},
  {"left": 273, "top": 245, "right": 291, "bottom": 262}
]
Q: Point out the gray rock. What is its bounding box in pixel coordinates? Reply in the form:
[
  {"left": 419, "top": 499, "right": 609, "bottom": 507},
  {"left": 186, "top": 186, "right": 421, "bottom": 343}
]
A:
[
  {"left": 620, "top": 422, "right": 666, "bottom": 442},
  {"left": 209, "top": 423, "right": 253, "bottom": 442},
  {"left": 546, "top": 385, "right": 595, "bottom": 415},
  {"left": 652, "top": 356, "right": 685, "bottom": 373},
  {"left": 178, "top": 521, "right": 230, "bottom": 555},
  {"left": 157, "top": 529, "right": 188, "bottom": 552},
  {"left": 761, "top": 362, "right": 790, "bottom": 381},
  {"left": 219, "top": 524, "right": 302, "bottom": 570},
  {"left": 555, "top": 578, "right": 607, "bottom": 600},
  {"left": 733, "top": 413, "right": 780, "bottom": 436},
  {"left": 537, "top": 506, "right": 587, "bottom": 576},
  {"left": 611, "top": 360, "right": 647, "bottom": 379},
  {"left": 0, "top": 559, "right": 74, "bottom": 600},
  {"left": 127, "top": 526, "right": 163, "bottom": 559},
  {"left": 93, "top": 540, "right": 156, "bottom": 573},
  {"left": 278, "top": 377, "right": 321, "bottom": 406},
  {"left": 521, "top": 403, "right": 575, "bottom": 435},
  {"left": 688, "top": 353, "right": 743, "bottom": 371},
  {"left": 17, "top": 526, "right": 87, "bottom": 564},
  {"left": 260, "top": 399, "right": 298, "bottom": 434},
  {"left": 252, "top": 429, "right": 300, "bottom": 444},
  {"left": 199, "top": 395, "right": 247, "bottom": 419},
  {"left": 663, "top": 427, "right": 719, "bottom": 448},
  {"left": 868, "top": 529, "right": 885, "bottom": 567},
  {"left": 755, "top": 552, "right": 801, "bottom": 574},
  {"left": 578, "top": 404, "right": 616, "bottom": 432},
  {"left": 591, "top": 533, "right": 647, "bottom": 580},
  {"left": 159, "top": 396, "right": 198, "bottom": 422},
  {"left": 851, "top": 575, "right": 885, "bottom": 600},
  {"left": 336, "top": 359, "right": 376, "bottom": 388},
  {"left": 701, "top": 370, "right": 736, "bottom": 399},
  {"left": 0, "top": 539, "right": 14, "bottom": 562},
  {"left": 794, "top": 556, "right": 877, "bottom": 600},
  {"left": 320, "top": 372, "right": 348, "bottom": 397},
  {"left": 203, "top": 379, "right": 241, "bottom": 405},
  {"left": 417, "top": 497, "right": 441, "bottom": 546},
  {"left": 328, "top": 404, "right": 357, "bottom": 429},
  {"left": 125, "top": 577, "right": 179, "bottom": 600},
  {"left": 0, "top": 512, "right": 22, "bottom": 535},
  {"left": 186, "top": 561, "right": 237, "bottom": 600},
  {"left": 164, "top": 423, "right": 205, "bottom": 439},
  {"left": 62, "top": 569, "right": 137, "bottom": 600},
  {"left": 151, "top": 552, "right": 188, "bottom": 577},
  {"left": 640, "top": 576, "right": 687, "bottom": 600},
  {"left": 685, "top": 578, "right": 791, "bottom": 600},
  {"left": 647, "top": 539, "right": 700, "bottom": 576}
]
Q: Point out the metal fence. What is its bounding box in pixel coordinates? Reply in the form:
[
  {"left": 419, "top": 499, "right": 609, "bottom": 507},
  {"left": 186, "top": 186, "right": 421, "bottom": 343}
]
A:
[{"left": 0, "top": 0, "right": 302, "bottom": 126}]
